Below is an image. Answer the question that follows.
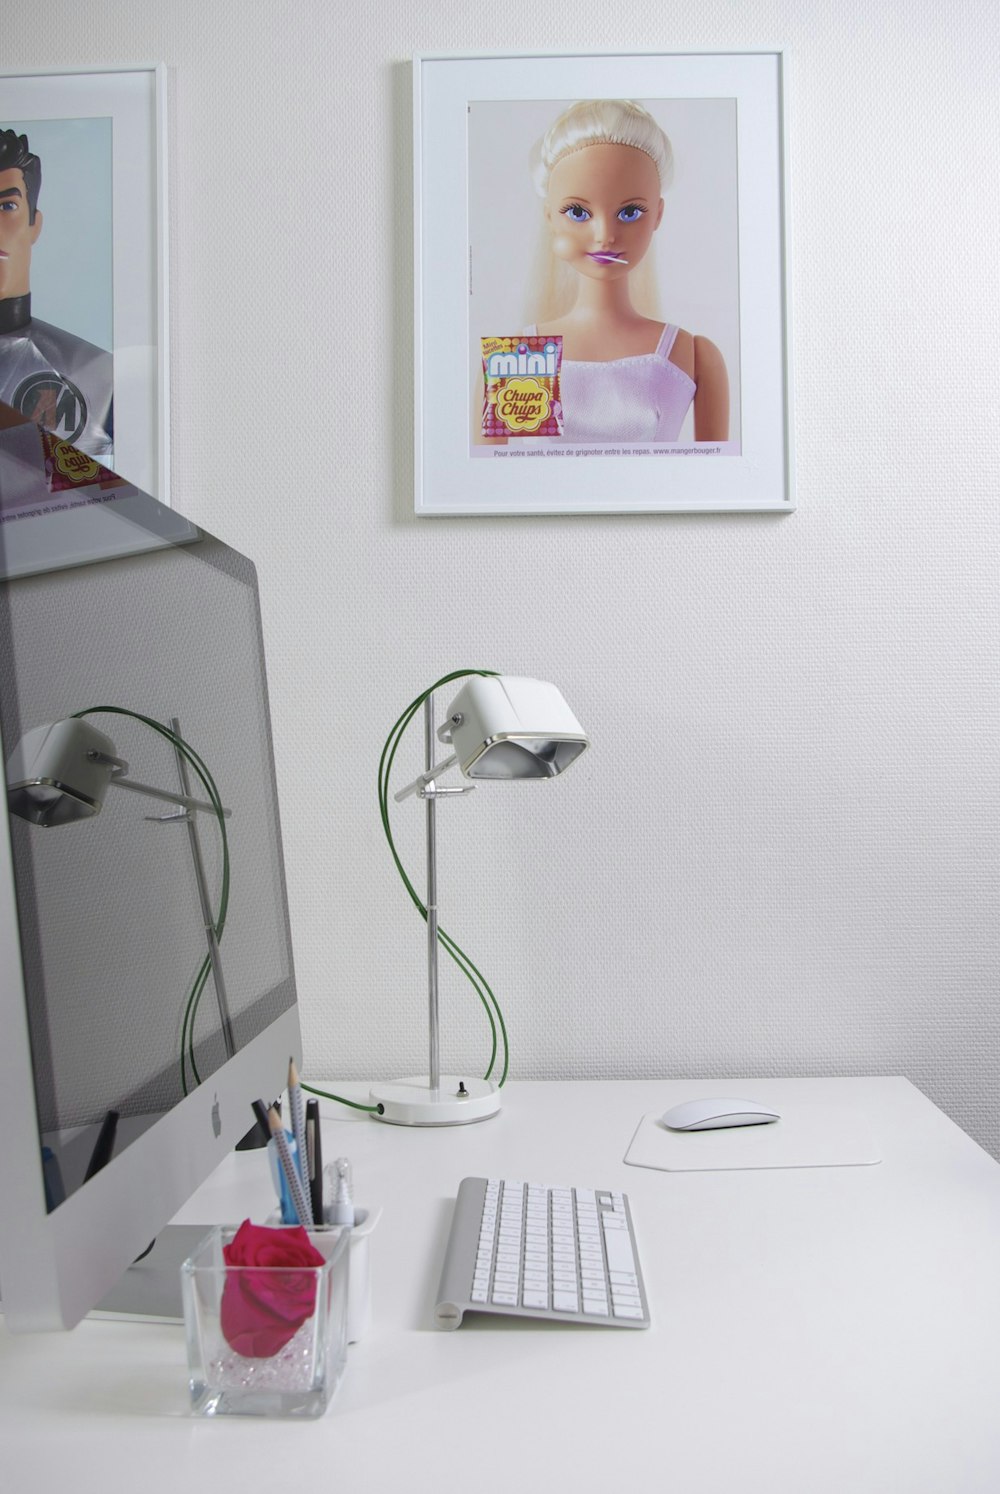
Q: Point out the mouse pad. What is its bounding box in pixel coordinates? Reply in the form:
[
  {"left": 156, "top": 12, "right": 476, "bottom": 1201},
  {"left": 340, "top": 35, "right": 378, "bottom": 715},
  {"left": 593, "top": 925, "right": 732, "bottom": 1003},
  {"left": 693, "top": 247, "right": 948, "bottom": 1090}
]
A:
[{"left": 624, "top": 1102, "right": 881, "bottom": 1172}]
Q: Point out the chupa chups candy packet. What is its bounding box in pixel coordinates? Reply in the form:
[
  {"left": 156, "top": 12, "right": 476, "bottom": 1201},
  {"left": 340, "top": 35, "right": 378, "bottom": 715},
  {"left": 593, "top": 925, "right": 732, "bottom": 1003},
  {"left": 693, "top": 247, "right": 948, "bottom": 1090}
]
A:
[
  {"left": 481, "top": 335, "right": 563, "bottom": 437},
  {"left": 40, "top": 429, "right": 126, "bottom": 493}
]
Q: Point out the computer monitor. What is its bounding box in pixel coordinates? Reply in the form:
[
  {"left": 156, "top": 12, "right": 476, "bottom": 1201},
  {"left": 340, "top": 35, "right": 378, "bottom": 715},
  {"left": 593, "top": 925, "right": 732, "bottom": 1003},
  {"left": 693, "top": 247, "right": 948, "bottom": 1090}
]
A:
[{"left": 0, "top": 410, "right": 301, "bottom": 1331}]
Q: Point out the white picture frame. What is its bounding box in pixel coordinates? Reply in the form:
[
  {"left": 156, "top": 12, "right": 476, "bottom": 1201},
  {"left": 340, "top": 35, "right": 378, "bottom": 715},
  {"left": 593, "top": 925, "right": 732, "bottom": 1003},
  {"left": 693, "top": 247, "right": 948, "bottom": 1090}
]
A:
[
  {"left": 414, "top": 51, "right": 792, "bottom": 515},
  {"left": 0, "top": 65, "right": 168, "bottom": 503}
]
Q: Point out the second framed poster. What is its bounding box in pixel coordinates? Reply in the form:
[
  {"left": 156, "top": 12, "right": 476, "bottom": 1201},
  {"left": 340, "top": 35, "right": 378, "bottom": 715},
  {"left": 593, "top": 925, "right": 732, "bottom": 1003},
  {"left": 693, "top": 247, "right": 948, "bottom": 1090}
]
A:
[
  {"left": 0, "top": 66, "right": 168, "bottom": 502},
  {"left": 414, "top": 51, "right": 791, "bottom": 515}
]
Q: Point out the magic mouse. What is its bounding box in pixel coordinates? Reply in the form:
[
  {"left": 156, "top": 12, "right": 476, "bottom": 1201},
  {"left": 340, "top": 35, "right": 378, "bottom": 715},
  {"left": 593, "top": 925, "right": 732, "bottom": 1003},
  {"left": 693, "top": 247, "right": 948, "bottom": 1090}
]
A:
[{"left": 660, "top": 1097, "right": 781, "bottom": 1131}]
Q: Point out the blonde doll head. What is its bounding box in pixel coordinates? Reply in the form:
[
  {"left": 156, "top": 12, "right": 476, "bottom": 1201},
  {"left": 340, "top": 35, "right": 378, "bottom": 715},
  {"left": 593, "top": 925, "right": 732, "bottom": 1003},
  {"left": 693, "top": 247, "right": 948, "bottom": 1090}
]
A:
[
  {"left": 530, "top": 99, "right": 674, "bottom": 199},
  {"left": 526, "top": 100, "right": 673, "bottom": 324}
]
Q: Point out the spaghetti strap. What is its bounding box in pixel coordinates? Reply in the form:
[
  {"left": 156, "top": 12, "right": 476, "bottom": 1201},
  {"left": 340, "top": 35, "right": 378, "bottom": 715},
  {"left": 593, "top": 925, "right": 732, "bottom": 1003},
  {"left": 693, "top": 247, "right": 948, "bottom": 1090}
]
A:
[{"left": 655, "top": 323, "right": 679, "bottom": 358}]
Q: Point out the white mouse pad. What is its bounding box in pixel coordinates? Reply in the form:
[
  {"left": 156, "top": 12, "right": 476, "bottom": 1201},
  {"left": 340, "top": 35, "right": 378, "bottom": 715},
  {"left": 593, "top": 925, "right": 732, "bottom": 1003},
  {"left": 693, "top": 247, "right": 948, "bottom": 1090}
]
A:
[{"left": 625, "top": 1102, "right": 881, "bottom": 1172}]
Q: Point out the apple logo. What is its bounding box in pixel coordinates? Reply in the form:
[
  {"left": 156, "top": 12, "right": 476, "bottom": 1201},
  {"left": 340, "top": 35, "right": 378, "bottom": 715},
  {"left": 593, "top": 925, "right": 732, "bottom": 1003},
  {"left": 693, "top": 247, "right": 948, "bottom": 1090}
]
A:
[{"left": 211, "top": 1094, "right": 222, "bottom": 1138}]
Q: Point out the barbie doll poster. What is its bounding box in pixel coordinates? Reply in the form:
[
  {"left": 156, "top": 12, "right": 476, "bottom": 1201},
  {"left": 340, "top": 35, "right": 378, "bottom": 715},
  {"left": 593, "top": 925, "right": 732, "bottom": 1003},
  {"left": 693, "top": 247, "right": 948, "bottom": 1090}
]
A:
[
  {"left": 469, "top": 97, "right": 741, "bottom": 458},
  {"left": 415, "top": 53, "right": 791, "bottom": 513}
]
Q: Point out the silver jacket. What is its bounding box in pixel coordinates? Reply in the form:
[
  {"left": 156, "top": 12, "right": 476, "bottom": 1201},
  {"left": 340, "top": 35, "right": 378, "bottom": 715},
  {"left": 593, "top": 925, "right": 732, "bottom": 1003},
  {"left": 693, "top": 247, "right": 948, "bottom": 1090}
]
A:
[{"left": 0, "top": 315, "right": 113, "bottom": 463}]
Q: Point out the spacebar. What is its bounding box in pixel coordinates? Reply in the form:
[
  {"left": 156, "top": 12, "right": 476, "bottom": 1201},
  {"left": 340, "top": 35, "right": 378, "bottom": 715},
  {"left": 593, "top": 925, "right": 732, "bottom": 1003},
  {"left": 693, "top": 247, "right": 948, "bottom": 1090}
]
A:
[{"left": 603, "top": 1227, "right": 637, "bottom": 1274}]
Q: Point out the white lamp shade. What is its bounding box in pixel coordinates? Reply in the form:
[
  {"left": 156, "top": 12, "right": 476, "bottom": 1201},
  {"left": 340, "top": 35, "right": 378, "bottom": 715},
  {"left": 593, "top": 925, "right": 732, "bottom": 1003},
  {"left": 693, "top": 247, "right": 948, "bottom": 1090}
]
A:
[
  {"left": 444, "top": 676, "right": 589, "bottom": 781},
  {"left": 5, "top": 718, "right": 118, "bottom": 826}
]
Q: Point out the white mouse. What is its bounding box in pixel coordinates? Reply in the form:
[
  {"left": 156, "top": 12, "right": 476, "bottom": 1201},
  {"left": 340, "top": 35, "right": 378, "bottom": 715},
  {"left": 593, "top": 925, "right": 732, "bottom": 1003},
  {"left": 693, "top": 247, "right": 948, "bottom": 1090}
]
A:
[{"left": 660, "top": 1097, "right": 781, "bottom": 1131}]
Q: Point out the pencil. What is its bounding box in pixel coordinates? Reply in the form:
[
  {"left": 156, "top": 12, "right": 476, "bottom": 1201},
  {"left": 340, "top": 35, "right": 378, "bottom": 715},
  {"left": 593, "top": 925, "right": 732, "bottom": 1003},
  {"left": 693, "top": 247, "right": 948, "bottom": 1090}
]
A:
[
  {"left": 268, "top": 1105, "right": 313, "bottom": 1227},
  {"left": 287, "top": 1057, "right": 307, "bottom": 1193}
]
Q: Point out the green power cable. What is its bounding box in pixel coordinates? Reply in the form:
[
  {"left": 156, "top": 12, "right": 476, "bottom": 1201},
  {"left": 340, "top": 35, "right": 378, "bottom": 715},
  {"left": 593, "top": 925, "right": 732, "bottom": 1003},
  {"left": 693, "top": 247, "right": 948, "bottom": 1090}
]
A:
[
  {"left": 71, "top": 707, "right": 228, "bottom": 1096},
  {"left": 300, "top": 1081, "right": 382, "bottom": 1115},
  {"left": 377, "top": 670, "right": 510, "bottom": 1088}
]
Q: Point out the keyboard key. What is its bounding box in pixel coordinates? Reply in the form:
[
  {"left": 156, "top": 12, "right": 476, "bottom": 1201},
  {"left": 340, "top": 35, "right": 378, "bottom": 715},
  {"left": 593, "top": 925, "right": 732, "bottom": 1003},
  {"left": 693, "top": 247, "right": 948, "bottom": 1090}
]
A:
[
  {"left": 583, "top": 1297, "right": 610, "bottom": 1316},
  {"left": 602, "top": 1230, "right": 637, "bottom": 1275},
  {"left": 553, "top": 1292, "right": 580, "bottom": 1313}
]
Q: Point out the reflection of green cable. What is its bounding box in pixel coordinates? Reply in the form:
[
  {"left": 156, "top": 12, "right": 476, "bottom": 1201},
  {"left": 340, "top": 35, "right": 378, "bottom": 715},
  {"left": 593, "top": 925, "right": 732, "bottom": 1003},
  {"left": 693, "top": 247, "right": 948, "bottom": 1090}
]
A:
[
  {"left": 181, "top": 956, "right": 213, "bottom": 1091},
  {"left": 377, "top": 670, "right": 510, "bottom": 1088},
  {"left": 71, "top": 707, "right": 228, "bottom": 1096}
]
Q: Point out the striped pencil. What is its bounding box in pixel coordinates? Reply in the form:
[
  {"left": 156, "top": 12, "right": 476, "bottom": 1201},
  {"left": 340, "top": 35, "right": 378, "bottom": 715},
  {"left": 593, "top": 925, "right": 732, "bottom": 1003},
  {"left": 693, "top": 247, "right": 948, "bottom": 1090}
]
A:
[{"left": 268, "top": 1105, "right": 313, "bottom": 1227}]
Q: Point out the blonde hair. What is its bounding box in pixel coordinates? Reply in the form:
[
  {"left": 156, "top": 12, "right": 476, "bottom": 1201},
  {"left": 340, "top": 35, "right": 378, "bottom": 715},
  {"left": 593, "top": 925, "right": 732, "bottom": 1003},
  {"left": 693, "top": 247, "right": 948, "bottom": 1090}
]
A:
[
  {"left": 526, "top": 100, "right": 673, "bottom": 326},
  {"left": 530, "top": 99, "right": 674, "bottom": 197}
]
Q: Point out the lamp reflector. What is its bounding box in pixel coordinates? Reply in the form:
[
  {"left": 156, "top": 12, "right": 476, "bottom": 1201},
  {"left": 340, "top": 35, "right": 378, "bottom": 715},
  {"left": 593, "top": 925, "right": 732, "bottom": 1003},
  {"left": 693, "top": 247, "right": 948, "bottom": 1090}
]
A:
[
  {"left": 445, "top": 677, "right": 588, "bottom": 781},
  {"left": 5, "top": 719, "right": 117, "bottom": 827}
]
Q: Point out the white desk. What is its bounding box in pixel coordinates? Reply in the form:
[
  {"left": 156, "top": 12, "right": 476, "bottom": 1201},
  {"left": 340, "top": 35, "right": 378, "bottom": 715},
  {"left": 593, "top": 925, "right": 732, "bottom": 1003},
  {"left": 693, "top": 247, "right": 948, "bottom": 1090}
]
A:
[{"left": 3, "top": 1077, "right": 1000, "bottom": 1493}]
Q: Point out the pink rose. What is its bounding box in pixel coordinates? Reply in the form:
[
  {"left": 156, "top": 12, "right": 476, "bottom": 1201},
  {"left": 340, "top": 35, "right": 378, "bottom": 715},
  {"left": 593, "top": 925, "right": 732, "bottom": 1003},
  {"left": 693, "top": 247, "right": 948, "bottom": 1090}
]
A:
[{"left": 220, "top": 1219, "right": 326, "bottom": 1357}]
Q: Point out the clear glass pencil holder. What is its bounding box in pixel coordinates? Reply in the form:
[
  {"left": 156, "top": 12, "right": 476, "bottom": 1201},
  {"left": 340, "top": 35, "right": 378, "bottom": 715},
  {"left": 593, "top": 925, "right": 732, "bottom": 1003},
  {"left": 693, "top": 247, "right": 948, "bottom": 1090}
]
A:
[{"left": 181, "top": 1223, "right": 349, "bottom": 1418}]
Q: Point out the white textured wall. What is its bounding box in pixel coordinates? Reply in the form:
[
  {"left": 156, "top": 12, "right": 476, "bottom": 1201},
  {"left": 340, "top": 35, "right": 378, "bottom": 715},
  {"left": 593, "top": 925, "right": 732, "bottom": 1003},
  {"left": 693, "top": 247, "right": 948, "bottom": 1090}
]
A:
[{"left": 6, "top": 3, "right": 1000, "bottom": 1151}]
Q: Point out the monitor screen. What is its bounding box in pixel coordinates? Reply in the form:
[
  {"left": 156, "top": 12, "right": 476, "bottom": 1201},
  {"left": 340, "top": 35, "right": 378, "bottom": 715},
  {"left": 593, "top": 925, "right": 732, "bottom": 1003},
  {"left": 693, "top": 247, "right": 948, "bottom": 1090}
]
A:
[{"left": 0, "top": 409, "right": 301, "bottom": 1330}]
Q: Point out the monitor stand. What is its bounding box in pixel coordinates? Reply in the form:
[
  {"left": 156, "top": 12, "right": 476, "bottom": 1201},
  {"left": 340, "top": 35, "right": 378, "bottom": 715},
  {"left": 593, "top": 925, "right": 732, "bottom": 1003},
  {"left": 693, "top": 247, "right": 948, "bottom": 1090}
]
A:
[
  {"left": 89, "top": 1224, "right": 211, "bottom": 1323},
  {"left": 90, "top": 1119, "right": 266, "bottom": 1321}
]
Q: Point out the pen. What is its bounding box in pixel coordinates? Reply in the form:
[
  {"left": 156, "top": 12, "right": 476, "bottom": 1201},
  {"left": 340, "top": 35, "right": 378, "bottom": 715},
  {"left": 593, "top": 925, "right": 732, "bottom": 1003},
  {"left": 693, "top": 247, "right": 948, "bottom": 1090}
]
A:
[
  {"left": 268, "top": 1105, "right": 313, "bottom": 1227},
  {"left": 251, "top": 1098, "right": 272, "bottom": 1145},
  {"left": 83, "top": 1108, "right": 120, "bottom": 1181},
  {"left": 41, "top": 1146, "right": 66, "bottom": 1210},
  {"left": 306, "top": 1097, "right": 323, "bottom": 1225}
]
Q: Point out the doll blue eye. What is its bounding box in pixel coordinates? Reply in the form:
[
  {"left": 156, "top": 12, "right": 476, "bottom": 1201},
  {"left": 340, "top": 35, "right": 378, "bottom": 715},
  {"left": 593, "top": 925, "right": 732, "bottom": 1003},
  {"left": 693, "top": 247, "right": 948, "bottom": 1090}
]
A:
[
  {"left": 617, "top": 204, "right": 646, "bottom": 223},
  {"left": 561, "top": 203, "right": 591, "bottom": 223}
]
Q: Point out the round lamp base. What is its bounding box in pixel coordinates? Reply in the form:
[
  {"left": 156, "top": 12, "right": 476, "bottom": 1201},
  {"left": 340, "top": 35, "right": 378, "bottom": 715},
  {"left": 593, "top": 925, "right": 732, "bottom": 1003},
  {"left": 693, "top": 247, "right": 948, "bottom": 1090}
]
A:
[{"left": 369, "top": 1075, "right": 501, "bottom": 1127}]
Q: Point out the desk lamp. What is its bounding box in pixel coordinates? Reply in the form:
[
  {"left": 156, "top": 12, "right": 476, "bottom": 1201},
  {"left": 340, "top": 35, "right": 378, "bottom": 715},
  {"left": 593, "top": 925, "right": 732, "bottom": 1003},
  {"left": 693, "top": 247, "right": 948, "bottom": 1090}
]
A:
[{"left": 372, "top": 673, "right": 588, "bottom": 1126}]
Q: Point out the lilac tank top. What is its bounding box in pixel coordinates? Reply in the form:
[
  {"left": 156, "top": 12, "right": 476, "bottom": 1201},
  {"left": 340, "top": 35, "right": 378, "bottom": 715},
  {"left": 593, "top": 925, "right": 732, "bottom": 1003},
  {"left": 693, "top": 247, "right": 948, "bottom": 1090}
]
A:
[{"left": 526, "top": 323, "right": 696, "bottom": 443}]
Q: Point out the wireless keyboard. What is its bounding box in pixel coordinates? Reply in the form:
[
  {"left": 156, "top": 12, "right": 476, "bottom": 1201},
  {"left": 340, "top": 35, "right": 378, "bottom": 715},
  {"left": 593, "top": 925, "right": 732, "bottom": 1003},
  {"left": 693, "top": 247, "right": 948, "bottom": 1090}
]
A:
[{"left": 434, "top": 1176, "right": 650, "bottom": 1329}]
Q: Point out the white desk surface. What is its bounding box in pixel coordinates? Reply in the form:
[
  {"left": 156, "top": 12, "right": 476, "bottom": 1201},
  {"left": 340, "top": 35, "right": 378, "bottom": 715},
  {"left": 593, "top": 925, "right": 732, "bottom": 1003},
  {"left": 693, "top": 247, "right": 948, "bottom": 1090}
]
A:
[{"left": 3, "top": 1076, "right": 1000, "bottom": 1494}]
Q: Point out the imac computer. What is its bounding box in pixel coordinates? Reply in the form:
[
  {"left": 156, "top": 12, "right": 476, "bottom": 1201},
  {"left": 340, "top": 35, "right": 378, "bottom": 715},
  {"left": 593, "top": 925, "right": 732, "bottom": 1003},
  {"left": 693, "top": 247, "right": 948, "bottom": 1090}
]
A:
[{"left": 0, "top": 407, "right": 301, "bottom": 1331}]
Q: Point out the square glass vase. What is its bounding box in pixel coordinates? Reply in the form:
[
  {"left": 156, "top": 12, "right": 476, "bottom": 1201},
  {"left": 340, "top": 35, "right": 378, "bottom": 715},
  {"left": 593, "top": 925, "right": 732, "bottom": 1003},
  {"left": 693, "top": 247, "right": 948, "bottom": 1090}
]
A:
[{"left": 181, "top": 1223, "right": 350, "bottom": 1418}]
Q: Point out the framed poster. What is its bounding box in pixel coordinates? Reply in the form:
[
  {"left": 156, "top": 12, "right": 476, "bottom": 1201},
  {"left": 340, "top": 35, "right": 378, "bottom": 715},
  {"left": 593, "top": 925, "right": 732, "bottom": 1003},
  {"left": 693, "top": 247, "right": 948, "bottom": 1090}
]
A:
[
  {"left": 414, "top": 51, "right": 792, "bottom": 515},
  {"left": 0, "top": 66, "right": 168, "bottom": 502}
]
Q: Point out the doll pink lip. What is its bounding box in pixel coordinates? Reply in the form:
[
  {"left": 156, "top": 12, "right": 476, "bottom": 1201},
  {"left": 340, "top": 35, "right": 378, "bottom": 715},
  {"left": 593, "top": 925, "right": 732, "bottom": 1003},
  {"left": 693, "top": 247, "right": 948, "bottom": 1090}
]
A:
[{"left": 588, "top": 252, "right": 627, "bottom": 263}]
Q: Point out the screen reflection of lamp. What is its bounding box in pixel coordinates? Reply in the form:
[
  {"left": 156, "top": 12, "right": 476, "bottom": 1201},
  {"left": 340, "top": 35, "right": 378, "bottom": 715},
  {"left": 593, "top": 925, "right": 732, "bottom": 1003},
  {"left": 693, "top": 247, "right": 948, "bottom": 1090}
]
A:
[
  {"left": 372, "top": 676, "right": 589, "bottom": 1127},
  {"left": 6, "top": 718, "right": 224, "bottom": 826},
  {"left": 5, "top": 715, "right": 236, "bottom": 1058}
]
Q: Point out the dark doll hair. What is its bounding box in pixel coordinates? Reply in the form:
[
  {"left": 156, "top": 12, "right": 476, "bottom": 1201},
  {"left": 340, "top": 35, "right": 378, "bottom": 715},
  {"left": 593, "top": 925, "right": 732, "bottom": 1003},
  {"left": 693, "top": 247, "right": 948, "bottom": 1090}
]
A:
[{"left": 0, "top": 130, "right": 41, "bottom": 222}]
